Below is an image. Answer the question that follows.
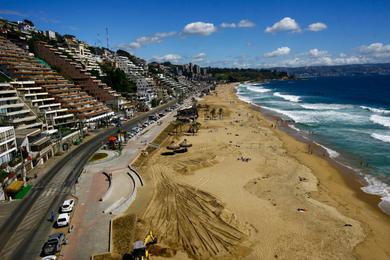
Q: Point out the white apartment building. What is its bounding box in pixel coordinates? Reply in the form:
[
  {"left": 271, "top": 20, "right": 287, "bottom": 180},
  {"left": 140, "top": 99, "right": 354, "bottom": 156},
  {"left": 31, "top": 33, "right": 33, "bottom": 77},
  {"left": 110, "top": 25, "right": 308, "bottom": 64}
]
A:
[
  {"left": 0, "top": 126, "right": 17, "bottom": 165},
  {"left": 0, "top": 83, "right": 43, "bottom": 130},
  {"left": 115, "top": 55, "right": 145, "bottom": 76},
  {"left": 12, "top": 81, "right": 75, "bottom": 129}
]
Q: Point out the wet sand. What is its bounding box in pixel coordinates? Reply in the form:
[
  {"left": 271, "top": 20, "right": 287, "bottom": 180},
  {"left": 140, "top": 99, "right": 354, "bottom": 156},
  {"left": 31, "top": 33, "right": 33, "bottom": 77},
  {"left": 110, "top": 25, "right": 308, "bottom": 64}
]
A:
[{"left": 134, "top": 83, "right": 390, "bottom": 260}]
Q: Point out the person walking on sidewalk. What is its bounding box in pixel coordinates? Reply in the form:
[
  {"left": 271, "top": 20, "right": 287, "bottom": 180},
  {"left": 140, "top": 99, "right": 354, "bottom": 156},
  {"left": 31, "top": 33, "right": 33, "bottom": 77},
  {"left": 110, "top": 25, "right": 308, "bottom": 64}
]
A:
[{"left": 49, "top": 210, "right": 55, "bottom": 222}]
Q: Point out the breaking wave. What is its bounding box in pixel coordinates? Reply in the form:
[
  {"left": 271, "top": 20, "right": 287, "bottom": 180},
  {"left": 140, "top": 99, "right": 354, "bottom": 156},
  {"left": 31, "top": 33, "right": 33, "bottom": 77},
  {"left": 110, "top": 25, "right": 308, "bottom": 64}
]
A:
[
  {"left": 300, "top": 103, "right": 352, "bottom": 110},
  {"left": 360, "top": 106, "right": 390, "bottom": 115},
  {"left": 371, "top": 133, "right": 390, "bottom": 143},
  {"left": 273, "top": 92, "right": 301, "bottom": 102},
  {"left": 370, "top": 115, "right": 390, "bottom": 128},
  {"left": 246, "top": 85, "right": 272, "bottom": 93}
]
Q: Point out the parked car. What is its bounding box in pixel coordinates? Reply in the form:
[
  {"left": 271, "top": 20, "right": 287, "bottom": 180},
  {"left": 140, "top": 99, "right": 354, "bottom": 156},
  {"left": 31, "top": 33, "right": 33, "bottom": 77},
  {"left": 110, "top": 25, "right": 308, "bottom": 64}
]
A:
[
  {"left": 56, "top": 213, "right": 70, "bottom": 227},
  {"left": 41, "top": 256, "right": 57, "bottom": 260},
  {"left": 41, "top": 233, "right": 67, "bottom": 256},
  {"left": 61, "top": 199, "right": 75, "bottom": 213}
]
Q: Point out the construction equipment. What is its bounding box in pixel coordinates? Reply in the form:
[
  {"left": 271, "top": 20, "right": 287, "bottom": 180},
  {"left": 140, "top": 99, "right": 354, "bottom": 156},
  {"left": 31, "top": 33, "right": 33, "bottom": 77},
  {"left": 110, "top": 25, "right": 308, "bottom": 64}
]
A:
[{"left": 131, "top": 230, "right": 158, "bottom": 260}]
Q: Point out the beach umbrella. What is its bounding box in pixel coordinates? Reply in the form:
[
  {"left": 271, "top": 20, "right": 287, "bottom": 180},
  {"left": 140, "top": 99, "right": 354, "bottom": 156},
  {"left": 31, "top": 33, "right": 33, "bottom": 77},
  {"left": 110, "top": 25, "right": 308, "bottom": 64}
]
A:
[
  {"left": 167, "top": 141, "right": 180, "bottom": 150},
  {"left": 179, "top": 139, "right": 192, "bottom": 147},
  {"left": 108, "top": 136, "right": 117, "bottom": 142}
]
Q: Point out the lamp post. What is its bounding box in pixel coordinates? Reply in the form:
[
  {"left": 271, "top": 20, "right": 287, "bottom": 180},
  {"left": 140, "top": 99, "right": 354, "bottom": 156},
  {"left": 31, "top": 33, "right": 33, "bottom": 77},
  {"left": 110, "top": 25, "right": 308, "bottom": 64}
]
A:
[{"left": 19, "top": 147, "right": 26, "bottom": 187}]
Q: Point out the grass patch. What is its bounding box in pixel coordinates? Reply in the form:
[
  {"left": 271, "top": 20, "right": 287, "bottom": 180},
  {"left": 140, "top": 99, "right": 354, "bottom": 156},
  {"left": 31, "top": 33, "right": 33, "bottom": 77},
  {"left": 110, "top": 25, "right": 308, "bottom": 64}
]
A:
[
  {"left": 92, "top": 253, "right": 121, "bottom": 260},
  {"left": 89, "top": 153, "right": 108, "bottom": 162},
  {"left": 14, "top": 184, "right": 32, "bottom": 199},
  {"left": 112, "top": 214, "right": 136, "bottom": 255}
]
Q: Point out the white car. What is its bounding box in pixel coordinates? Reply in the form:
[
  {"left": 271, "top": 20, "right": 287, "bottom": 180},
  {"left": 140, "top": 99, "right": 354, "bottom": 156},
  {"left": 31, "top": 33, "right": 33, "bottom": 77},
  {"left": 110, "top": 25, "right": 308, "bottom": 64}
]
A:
[
  {"left": 61, "top": 199, "right": 75, "bottom": 213},
  {"left": 42, "top": 256, "right": 57, "bottom": 260},
  {"left": 56, "top": 213, "right": 70, "bottom": 227}
]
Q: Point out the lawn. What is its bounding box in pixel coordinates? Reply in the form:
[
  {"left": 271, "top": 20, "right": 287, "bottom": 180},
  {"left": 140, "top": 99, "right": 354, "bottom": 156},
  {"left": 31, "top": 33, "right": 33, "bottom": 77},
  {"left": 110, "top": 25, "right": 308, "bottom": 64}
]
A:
[
  {"left": 89, "top": 152, "right": 108, "bottom": 162},
  {"left": 14, "top": 184, "right": 32, "bottom": 199}
]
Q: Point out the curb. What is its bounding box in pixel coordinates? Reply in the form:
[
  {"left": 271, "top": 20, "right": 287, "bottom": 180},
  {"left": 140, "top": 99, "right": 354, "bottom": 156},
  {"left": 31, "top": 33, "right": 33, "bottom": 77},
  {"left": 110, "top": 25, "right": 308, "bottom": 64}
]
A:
[
  {"left": 111, "top": 172, "right": 137, "bottom": 215},
  {"left": 99, "top": 171, "right": 113, "bottom": 202},
  {"left": 127, "top": 165, "right": 144, "bottom": 187}
]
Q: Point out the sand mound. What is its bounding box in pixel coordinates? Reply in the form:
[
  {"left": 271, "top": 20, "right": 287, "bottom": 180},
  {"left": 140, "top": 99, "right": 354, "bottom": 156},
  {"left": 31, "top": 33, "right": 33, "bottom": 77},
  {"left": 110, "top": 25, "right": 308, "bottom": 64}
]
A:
[{"left": 141, "top": 170, "right": 253, "bottom": 259}]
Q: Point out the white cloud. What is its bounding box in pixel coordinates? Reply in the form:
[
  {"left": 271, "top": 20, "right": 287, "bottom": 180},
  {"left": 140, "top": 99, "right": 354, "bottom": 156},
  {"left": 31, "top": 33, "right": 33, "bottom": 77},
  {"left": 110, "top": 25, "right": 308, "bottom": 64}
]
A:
[
  {"left": 220, "top": 22, "right": 236, "bottom": 28},
  {"left": 265, "top": 17, "right": 300, "bottom": 33},
  {"left": 193, "top": 52, "right": 207, "bottom": 62},
  {"left": 0, "top": 9, "right": 24, "bottom": 16},
  {"left": 359, "top": 42, "right": 390, "bottom": 57},
  {"left": 282, "top": 57, "right": 304, "bottom": 67},
  {"left": 308, "top": 48, "right": 328, "bottom": 57},
  {"left": 220, "top": 19, "right": 255, "bottom": 29},
  {"left": 308, "top": 22, "right": 327, "bottom": 32},
  {"left": 183, "top": 22, "right": 217, "bottom": 36},
  {"left": 125, "top": 31, "right": 177, "bottom": 50},
  {"left": 332, "top": 55, "right": 367, "bottom": 65},
  {"left": 279, "top": 52, "right": 368, "bottom": 67},
  {"left": 264, "top": 47, "right": 291, "bottom": 57},
  {"left": 238, "top": 19, "right": 256, "bottom": 28},
  {"left": 153, "top": 54, "right": 182, "bottom": 63}
]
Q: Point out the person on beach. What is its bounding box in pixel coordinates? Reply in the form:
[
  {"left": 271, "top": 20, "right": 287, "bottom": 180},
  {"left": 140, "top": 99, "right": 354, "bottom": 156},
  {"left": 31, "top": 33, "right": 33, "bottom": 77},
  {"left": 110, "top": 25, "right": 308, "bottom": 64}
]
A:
[{"left": 308, "top": 144, "right": 312, "bottom": 154}]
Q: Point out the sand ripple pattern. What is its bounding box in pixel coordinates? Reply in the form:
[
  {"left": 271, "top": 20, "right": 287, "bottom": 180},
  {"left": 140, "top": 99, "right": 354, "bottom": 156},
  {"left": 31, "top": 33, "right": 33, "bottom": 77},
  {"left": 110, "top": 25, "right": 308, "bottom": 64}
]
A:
[{"left": 143, "top": 170, "right": 251, "bottom": 259}]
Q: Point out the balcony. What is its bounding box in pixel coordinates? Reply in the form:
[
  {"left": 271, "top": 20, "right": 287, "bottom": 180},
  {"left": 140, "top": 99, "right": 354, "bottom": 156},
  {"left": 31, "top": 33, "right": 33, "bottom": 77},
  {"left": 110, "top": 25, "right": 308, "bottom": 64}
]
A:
[
  {"left": 12, "top": 115, "right": 37, "bottom": 123},
  {"left": 17, "top": 121, "right": 43, "bottom": 130},
  {"left": 0, "top": 90, "right": 17, "bottom": 95},
  {"left": 5, "top": 109, "right": 31, "bottom": 116}
]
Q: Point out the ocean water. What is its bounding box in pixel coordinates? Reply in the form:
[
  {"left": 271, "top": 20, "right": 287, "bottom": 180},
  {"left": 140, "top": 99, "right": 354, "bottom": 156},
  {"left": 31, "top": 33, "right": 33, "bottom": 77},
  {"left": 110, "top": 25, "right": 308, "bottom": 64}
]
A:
[{"left": 236, "top": 75, "right": 390, "bottom": 214}]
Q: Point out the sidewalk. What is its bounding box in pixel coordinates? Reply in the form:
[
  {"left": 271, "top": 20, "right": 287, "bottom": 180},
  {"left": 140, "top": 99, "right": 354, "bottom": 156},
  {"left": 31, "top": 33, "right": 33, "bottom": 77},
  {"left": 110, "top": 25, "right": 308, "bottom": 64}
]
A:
[{"left": 60, "top": 112, "right": 176, "bottom": 259}]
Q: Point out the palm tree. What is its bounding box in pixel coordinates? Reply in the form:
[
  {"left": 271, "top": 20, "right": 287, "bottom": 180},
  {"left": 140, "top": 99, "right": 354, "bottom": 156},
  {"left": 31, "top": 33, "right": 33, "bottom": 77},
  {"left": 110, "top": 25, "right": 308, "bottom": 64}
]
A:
[
  {"left": 174, "top": 120, "right": 185, "bottom": 134},
  {"left": 210, "top": 108, "right": 216, "bottom": 119},
  {"left": 189, "top": 121, "right": 201, "bottom": 135},
  {"left": 218, "top": 108, "right": 223, "bottom": 119},
  {"left": 204, "top": 104, "right": 210, "bottom": 120}
]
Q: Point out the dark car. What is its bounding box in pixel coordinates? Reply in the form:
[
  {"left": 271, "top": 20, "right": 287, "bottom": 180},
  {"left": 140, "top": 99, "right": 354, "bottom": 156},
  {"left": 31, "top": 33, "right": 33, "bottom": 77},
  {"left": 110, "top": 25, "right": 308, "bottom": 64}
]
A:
[{"left": 41, "top": 233, "right": 67, "bottom": 256}]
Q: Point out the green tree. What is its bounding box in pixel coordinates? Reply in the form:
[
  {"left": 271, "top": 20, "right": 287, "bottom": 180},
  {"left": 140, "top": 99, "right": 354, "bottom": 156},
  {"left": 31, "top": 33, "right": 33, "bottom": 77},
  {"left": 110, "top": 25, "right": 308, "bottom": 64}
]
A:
[
  {"left": 151, "top": 98, "right": 160, "bottom": 108},
  {"left": 100, "top": 63, "right": 136, "bottom": 93}
]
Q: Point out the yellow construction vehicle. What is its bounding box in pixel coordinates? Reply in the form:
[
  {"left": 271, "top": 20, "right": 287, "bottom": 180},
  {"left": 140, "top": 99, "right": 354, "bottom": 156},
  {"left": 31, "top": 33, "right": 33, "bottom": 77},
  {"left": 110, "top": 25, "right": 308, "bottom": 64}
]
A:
[{"left": 131, "top": 230, "right": 158, "bottom": 260}]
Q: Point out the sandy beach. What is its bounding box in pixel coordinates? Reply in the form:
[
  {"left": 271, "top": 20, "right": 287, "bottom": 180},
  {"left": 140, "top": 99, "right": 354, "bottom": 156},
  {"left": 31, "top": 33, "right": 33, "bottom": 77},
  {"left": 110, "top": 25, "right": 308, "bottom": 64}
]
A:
[{"left": 131, "top": 83, "right": 390, "bottom": 260}]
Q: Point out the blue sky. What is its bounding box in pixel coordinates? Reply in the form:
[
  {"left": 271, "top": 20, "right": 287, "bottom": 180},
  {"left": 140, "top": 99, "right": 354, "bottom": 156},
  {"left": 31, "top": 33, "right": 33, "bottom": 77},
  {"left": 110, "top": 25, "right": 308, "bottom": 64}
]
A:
[{"left": 1, "top": 0, "right": 390, "bottom": 67}]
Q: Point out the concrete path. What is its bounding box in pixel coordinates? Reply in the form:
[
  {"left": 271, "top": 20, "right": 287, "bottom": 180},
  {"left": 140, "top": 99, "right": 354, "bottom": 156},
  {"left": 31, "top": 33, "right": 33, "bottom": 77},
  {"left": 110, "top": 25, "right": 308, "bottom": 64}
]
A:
[
  {"left": 60, "top": 111, "right": 176, "bottom": 259},
  {"left": 101, "top": 169, "right": 134, "bottom": 213}
]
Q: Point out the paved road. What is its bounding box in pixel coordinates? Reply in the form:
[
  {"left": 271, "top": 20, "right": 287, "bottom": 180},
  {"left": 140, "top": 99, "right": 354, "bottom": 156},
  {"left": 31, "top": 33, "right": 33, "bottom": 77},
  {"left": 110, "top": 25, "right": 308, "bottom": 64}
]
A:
[{"left": 0, "top": 101, "right": 176, "bottom": 260}]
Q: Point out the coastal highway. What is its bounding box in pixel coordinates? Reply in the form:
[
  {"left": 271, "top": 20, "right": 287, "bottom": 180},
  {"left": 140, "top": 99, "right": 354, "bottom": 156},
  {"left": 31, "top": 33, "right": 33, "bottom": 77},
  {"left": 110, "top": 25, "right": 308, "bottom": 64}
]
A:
[{"left": 0, "top": 100, "right": 176, "bottom": 260}]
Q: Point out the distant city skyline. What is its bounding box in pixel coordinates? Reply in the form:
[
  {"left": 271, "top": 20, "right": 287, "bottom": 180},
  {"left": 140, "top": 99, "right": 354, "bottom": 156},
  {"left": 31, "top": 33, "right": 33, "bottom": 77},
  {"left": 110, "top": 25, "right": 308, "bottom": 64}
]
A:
[{"left": 1, "top": 0, "right": 390, "bottom": 68}]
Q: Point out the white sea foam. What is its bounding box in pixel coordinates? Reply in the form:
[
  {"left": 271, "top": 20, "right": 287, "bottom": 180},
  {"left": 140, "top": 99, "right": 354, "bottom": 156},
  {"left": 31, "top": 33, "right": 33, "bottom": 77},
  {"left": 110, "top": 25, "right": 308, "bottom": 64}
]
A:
[
  {"left": 371, "top": 133, "right": 390, "bottom": 143},
  {"left": 288, "top": 124, "right": 301, "bottom": 132},
  {"left": 370, "top": 114, "right": 390, "bottom": 128},
  {"left": 361, "top": 175, "right": 390, "bottom": 215},
  {"left": 261, "top": 106, "right": 366, "bottom": 124},
  {"left": 273, "top": 92, "right": 301, "bottom": 102},
  {"left": 360, "top": 106, "right": 390, "bottom": 115},
  {"left": 237, "top": 95, "right": 252, "bottom": 104},
  {"left": 313, "top": 142, "right": 340, "bottom": 158},
  {"left": 300, "top": 103, "right": 351, "bottom": 110},
  {"left": 246, "top": 85, "right": 272, "bottom": 93}
]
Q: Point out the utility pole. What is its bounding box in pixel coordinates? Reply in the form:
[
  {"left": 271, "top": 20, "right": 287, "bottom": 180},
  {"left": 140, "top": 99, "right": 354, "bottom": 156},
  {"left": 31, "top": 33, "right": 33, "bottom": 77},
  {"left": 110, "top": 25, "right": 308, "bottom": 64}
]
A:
[
  {"left": 19, "top": 147, "right": 26, "bottom": 186},
  {"left": 106, "top": 27, "right": 109, "bottom": 49}
]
